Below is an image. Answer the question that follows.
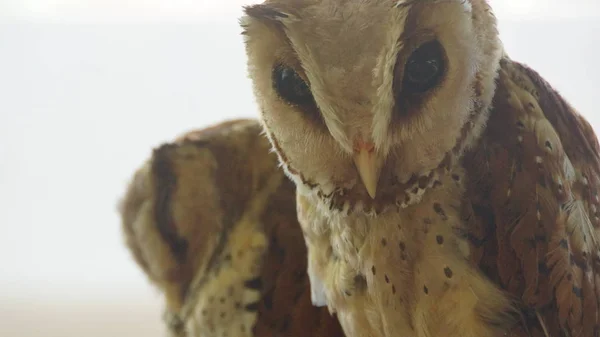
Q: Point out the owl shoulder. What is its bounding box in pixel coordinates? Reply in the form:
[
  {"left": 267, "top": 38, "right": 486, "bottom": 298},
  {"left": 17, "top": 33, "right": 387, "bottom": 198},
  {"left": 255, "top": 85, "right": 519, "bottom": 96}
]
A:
[{"left": 463, "top": 56, "right": 600, "bottom": 336}]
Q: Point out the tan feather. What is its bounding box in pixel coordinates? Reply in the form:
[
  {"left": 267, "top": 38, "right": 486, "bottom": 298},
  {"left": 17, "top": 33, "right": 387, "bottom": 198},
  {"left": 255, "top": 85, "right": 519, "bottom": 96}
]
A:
[{"left": 118, "top": 119, "right": 345, "bottom": 337}]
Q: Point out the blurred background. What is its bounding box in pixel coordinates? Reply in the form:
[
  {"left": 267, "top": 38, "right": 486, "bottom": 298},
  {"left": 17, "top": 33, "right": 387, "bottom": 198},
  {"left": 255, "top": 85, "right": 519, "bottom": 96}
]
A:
[{"left": 0, "top": 0, "right": 599, "bottom": 336}]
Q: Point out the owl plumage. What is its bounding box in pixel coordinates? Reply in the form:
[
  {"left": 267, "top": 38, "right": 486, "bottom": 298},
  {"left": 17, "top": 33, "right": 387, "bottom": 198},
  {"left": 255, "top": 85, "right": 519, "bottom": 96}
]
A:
[
  {"left": 118, "top": 119, "right": 344, "bottom": 337},
  {"left": 241, "top": 1, "right": 600, "bottom": 336}
]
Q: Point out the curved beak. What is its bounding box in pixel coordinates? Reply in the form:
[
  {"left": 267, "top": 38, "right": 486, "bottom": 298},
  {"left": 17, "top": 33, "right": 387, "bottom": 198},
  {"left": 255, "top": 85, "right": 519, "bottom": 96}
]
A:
[{"left": 353, "top": 140, "right": 380, "bottom": 199}]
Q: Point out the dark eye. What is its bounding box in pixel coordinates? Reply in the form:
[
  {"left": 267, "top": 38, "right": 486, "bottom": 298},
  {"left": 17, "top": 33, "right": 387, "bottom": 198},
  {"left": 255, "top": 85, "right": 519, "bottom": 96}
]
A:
[
  {"left": 272, "top": 64, "right": 314, "bottom": 106},
  {"left": 402, "top": 40, "right": 445, "bottom": 94}
]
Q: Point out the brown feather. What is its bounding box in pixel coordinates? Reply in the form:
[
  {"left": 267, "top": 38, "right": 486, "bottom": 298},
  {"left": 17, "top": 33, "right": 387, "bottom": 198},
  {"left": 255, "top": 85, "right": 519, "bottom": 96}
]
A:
[
  {"left": 118, "top": 119, "right": 345, "bottom": 337},
  {"left": 464, "top": 57, "right": 600, "bottom": 336}
]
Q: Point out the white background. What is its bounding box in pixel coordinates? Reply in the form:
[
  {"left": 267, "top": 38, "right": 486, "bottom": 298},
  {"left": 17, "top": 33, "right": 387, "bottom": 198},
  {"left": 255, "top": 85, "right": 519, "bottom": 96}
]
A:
[{"left": 0, "top": 1, "right": 599, "bottom": 336}]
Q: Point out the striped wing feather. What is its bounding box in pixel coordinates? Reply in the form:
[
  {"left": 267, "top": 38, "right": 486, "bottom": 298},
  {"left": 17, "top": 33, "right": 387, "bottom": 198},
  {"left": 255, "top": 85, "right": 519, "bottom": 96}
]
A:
[
  {"left": 465, "top": 57, "right": 600, "bottom": 336},
  {"left": 119, "top": 120, "right": 344, "bottom": 337}
]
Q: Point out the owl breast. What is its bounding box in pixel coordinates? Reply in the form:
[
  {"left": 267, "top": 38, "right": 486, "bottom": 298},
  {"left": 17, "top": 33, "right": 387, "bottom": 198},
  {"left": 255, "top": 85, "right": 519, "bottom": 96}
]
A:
[{"left": 298, "top": 168, "right": 516, "bottom": 337}]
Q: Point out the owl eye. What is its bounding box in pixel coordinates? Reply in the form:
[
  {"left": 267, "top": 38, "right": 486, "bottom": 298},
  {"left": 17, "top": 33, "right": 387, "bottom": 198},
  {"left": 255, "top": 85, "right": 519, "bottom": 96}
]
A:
[
  {"left": 272, "top": 64, "right": 314, "bottom": 106},
  {"left": 402, "top": 40, "right": 445, "bottom": 94}
]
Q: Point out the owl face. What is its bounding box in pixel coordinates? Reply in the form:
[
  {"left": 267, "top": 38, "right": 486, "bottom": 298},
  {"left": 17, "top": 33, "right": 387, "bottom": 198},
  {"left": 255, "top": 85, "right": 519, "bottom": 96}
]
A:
[{"left": 242, "top": 0, "right": 502, "bottom": 212}]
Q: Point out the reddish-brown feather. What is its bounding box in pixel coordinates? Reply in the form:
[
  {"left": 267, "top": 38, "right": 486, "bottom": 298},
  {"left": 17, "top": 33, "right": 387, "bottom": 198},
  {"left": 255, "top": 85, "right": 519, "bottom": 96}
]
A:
[
  {"left": 464, "top": 57, "right": 600, "bottom": 336},
  {"left": 254, "top": 183, "right": 345, "bottom": 336}
]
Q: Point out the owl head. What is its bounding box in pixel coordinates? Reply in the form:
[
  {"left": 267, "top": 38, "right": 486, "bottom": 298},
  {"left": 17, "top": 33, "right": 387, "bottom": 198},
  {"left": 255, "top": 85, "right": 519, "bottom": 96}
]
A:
[{"left": 241, "top": 0, "right": 503, "bottom": 214}]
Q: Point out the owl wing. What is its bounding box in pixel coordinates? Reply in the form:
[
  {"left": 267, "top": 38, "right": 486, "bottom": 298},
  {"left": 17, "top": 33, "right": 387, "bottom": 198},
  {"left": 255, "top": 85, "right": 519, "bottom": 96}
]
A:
[
  {"left": 464, "top": 56, "right": 600, "bottom": 337},
  {"left": 118, "top": 119, "right": 344, "bottom": 337}
]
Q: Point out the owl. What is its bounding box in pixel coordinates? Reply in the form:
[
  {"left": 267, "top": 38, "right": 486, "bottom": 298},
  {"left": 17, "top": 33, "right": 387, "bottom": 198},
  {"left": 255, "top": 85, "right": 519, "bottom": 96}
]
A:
[
  {"left": 118, "top": 119, "right": 345, "bottom": 337},
  {"left": 241, "top": 0, "right": 600, "bottom": 337}
]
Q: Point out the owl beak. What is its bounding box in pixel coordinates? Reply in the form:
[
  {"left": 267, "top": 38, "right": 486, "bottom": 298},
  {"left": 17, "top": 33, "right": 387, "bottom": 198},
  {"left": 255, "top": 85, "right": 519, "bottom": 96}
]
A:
[{"left": 353, "top": 141, "right": 379, "bottom": 199}]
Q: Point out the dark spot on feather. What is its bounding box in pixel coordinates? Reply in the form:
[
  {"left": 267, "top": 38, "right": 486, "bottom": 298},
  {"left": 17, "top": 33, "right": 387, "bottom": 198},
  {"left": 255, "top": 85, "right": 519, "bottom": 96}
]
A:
[
  {"left": 573, "top": 286, "right": 583, "bottom": 298},
  {"left": 433, "top": 203, "right": 448, "bottom": 220},
  {"left": 245, "top": 302, "right": 260, "bottom": 312},
  {"left": 538, "top": 263, "right": 550, "bottom": 275},
  {"left": 371, "top": 265, "right": 376, "bottom": 275},
  {"left": 244, "top": 277, "right": 263, "bottom": 290},
  {"left": 399, "top": 242, "right": 406, "bottom": 251},
  {"left": 392, "top": 285, "right": 396, "bottom": 294},
  {"left": 444, "top": 267, "right": 453, "bottom": 278},
  {"left": 412, "top": 187, "right": 419, "bottom": 194},
  {"left": 381, "top": 238, "right": 387, "bottom": 246},
  {"left": 436, "top": 235, "right": 444, "bottom": 244},
  {"left": 385, "top": 274, "right": 390, "bottom": 283},
  {"left": 220, "top": 297, "right": 225, "bottom": 303},
  {"left": 345, "top": 290, "right": 352, "bottom": 296},
  {"left": 354, "top": 274, "right": 367, "bottom": 291},
  {"left": 538, "top": 175, "right": 547, "bottom": 188},
  {"left": 423, "top": 285, "right": 429, "bottom": 294},
  {"left": 423, "top": 217, "right": 432, "bottom": 225},
  {"left": 405, "top": 174, "right": 418, "bottom": 185},
  {"left": 235, "top": 302, "right": 242, "bottom": 309},
  {"left": 451, "top": 174, "right": 460, "bottom": 181},
  {"left": 567, "top": 273, "right": 573, "bottom": 281},
  {"left": 516, "top": 120, "right": 525, "bottom": 129},
  {"left": 240, "top": 325, "right": 246, "bottom": 333},
  {"left": 220, "top": 312, "right": 226, "bottom": 318},
  {"left": 202, "top": 309, "right": 207, "bottom": 316},
  {"left": 559, "top": 239, "right": 568, "bottom": 249},
  {"left": 418, "top": 175, "right": 429, "bottom": 189},
  {"left": 545, "top": 140, "right": 553, "bottom": 150}
]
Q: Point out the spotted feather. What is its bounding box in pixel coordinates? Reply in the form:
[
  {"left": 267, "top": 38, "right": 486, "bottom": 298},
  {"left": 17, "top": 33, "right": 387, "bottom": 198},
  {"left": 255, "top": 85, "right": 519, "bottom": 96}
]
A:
[
  {"left": 465, "top": 57, "right": 600, "bottom": 337},
  {"left": 118, "top": 119, "right": 345, "bottom": 337}
]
